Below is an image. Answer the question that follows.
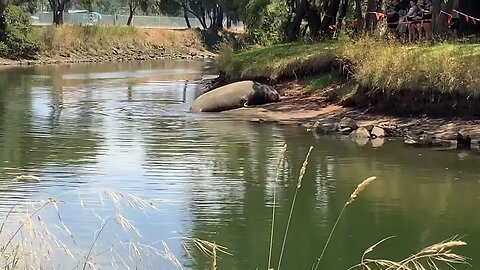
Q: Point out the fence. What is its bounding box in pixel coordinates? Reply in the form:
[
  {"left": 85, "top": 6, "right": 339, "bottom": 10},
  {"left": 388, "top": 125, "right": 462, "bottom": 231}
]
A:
[{"left": 31, "top": 11, "right": 243, "bottom": 29}]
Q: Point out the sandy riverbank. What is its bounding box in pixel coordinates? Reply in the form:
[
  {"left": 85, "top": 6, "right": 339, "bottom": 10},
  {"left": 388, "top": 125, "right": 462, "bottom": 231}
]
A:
[{"left": 221, "top": 80, "right": 480, "bottom": 143}]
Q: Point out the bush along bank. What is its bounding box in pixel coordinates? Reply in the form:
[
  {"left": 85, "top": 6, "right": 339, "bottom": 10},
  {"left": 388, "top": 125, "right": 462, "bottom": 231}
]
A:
[
  {"left": 0, "top": 22, "right": 216, "bottom": 66},
  {"left": 217, "top": 38, "right": 480, "bottom": 118},
  {"left": 0, "top": 3, "right": 221, "bottom": 65}
]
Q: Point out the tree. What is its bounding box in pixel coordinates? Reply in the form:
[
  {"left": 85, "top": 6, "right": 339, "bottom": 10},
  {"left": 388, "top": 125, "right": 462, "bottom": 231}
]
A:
[
  {"left": 116, "top": 0, "right": 154, "bottom": 26},
  {"left": 48, "top": 0, "right": 73, "bottom": 25},
  {"left": 161, "top": 0, "right": 243, "bottom": 31}
]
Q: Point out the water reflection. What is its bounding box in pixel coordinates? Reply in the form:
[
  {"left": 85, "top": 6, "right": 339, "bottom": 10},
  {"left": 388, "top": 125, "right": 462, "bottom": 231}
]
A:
[{"left": 0, "top": 60, "right": 478, "bottom": 270}]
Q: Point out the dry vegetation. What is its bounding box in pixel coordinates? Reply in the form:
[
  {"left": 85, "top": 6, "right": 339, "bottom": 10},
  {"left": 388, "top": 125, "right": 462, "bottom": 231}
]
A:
[
  {"left": 218, "top": 38, "right": 480, "bottom": 97},
  {"left": 0, "top": 191, "right": 224, "bottom": 269},
  {"left": 343, "top": 38, "right": 480, "bottom": 96},
  {"left": 266, "top": 146, "right": 468, "bottom": 270},
  {"left": 38, "top": 25, "right": 208, "bottom": 59}
]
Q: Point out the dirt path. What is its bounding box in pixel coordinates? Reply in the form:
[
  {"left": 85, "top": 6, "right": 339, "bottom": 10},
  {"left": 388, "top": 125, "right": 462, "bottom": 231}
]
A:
[{"left": 222, "top": 81, "right": 480, "bottom": 140}]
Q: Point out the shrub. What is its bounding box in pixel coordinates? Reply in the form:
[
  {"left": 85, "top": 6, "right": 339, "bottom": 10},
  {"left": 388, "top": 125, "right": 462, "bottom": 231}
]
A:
[
  {"left": 0, "top": 5, "right": 40, "bottom": 59},
  {"left": 245, "top": 0, "right": 290, "bottom": 45}
]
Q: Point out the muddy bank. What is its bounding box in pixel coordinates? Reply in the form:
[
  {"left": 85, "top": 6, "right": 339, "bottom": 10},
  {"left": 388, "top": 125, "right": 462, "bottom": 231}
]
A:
[
  {"left": 351, "top": 86, "right": 480, "bottom": 118},
  {"left": 0, "top": 46, "right": 216, "bottom": 67},
  {"left": 219, "top": 80, "right": 480, "bottom": 148}
]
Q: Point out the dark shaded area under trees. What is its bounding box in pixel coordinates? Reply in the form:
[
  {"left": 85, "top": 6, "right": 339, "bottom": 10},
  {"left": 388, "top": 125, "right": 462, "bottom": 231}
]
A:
[{"left": 243, "top": 0, "right": 480, "bottom": 44}]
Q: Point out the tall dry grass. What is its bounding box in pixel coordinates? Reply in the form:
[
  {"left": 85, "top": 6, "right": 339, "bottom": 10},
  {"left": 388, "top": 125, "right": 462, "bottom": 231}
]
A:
[
  {"left": 0, "top": 191, "right": 224, "bottom": 270},
  {"left": 41, "top": 25, "right": 148, "bottom": 53},
  {"left": 277, "top": 146, "right": 313, "bottom": 270},
  {"left": 265, "top": 145, "right": 468, "bottom": 270},
  {"left": 40, "top": 25, "right": 206, "bottom": 57},
  {"left": 0, "top": 151, "right": 470, "bottom": 270},
  {"left": 342, "top": 38, "right": 480, "bottom": 96},
  {"left": 349, "top": 236, "right": 469, "bottom": 270},
  {"left": 267, "top": 144, "right": 287, "bottom": 270}
]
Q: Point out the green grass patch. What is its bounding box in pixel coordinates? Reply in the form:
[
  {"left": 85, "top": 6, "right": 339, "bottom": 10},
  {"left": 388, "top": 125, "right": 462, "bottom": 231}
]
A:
[
  {"left": 306, "top": 71, "right": 344, "bottom": 93},
  {"left": 217, "top": 41, "right": 340, "bottom": 81},
  {"left": 219, "top": 38, "right": 480, "bottom": 97}
]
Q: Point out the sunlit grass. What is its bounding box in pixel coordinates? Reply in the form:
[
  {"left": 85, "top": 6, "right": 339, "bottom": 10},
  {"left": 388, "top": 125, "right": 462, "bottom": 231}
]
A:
[
  {"left": 219, "top": 38, "right": 480, "bottom": 97},
  {"left": 217, "top": 42, "right": 340, "bottom": 81},
  {"left": 0, "top": 191, "right": 219, "bottom": 269},
  {"left": 41, "top": 25, "right": 148, "bottom": 53},
  {"left": 306, "top": 71, "right": 345, "bottom": 93},
  {"left": 343, "top": 38, "right": 480, "bottom": 96}
]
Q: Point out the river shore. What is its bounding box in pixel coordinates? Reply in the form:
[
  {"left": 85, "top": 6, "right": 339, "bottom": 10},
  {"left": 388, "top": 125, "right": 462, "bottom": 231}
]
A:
[
  {"left": 219, "top": 80, "right": 480, "bottom": 149},
  {"left": 0, "top": 26, "right": 216, "bottom": 67},
  {"left": 0, "top": 49, "right": 215, "bottom": 67},
  {"left": 213, "top": 38, "right": 480, "bottom": 148}
]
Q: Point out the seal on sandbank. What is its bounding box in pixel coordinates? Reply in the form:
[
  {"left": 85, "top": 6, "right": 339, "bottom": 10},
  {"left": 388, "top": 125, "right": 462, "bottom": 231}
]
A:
[{"left": 190, "top": 80, "right": 281, "bottom": 113}]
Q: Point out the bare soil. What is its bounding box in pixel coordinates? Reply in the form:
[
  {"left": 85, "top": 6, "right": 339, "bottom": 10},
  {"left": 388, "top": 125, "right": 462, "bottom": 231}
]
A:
[{"left": 223, "top": 80, "right": 480, "bottom": 140}]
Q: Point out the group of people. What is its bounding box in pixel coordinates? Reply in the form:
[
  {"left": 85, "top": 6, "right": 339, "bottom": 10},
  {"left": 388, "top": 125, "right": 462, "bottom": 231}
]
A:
[{"left": 387, "top": 0, "right": 435, "bottom": 42}]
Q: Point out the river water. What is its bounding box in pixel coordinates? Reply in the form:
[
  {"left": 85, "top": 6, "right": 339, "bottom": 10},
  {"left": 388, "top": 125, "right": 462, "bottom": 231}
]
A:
[{"left": 0, "top": 60, "right": 478, "bottom": 270}]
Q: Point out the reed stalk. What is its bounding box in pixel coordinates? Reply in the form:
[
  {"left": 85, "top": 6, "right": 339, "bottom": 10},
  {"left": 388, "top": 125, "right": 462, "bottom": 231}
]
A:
[
  {"left": 268, "top": 144, "right": 287, "bottom": 270},
  {"left": 277, "top": 146, "right": 313, "bottom": 270},
  {"left": 313, "top": 177, "right": 377, "bottom": 270},
  {"left": 82, "top": 216, "right": 113, "bottom": 270}
]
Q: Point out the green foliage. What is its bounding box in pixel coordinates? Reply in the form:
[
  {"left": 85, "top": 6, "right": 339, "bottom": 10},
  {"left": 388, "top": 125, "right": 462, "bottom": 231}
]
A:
[
  {"left": 306, "top": 71, "right": 344, "bottom": 92},
  {"left": 0, "top": 4, "right": 40, "bottom": 59},
  {"left": 156, "top": 0, "right": 181, "bottom": 16},
  {"left": 0, "top": 41, "right": 8, "bottom": 55},
  {"left": 245, "top": 0, "right": 290, "bottom": 45},
  {"left": 216, "top": 43, "right": 235, "bottom": 72}
]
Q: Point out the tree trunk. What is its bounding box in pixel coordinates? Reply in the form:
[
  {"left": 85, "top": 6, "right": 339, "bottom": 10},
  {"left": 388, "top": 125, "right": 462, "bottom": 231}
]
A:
[
  {"left": 216, "top": 6, "right": 224, "bottom": 30},
  {"left": 183, "top": 7, "right": 191, "bottom": 28},
  {"left": 286, "top": 0, "right": 308, "bottom": 41},
  {"left": 127, "top": 4, "right": 135, "bottom": 26},
  {"left": 365, "top": 0, "right": 377, "bottom": 31},
  {"left": 185, "top": 6, "right": 207, "bottom": 29},
  {"left": 336, "top": 0, "right": 349, "bottom": 33},
  {"left": 319, "top": 0, "right": 341, "bottom": 35},
  {"left": 432, "top": 0, "right": 441, "bottom": 33},
  {"left": 53, "top": 3, "right": 64, "bottom": 25},
  {"left": 306, "top": 4, "right": 322, "bottom": 38},
  {"left": 355, "top": 0, "right": 364, "bottom": 33},
  {"left": 227, "top": 16, "right": 232, "bottom": 28},
  {"left": 210, "top": 5, "right": 216, "bottom": 29},
  {"left": 435, "top": 0, "right": 454, "bottom": 36}
]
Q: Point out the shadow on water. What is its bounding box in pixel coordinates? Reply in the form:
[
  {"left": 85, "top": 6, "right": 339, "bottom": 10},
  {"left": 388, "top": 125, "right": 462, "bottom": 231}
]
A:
[{"left": 0, "top": 60, "right": 478, "bottom": 269}]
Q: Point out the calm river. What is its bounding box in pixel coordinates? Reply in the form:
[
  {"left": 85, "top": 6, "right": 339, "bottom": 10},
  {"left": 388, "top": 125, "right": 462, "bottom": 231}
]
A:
[{"left": 0, "top": 60, "right": 478, "bottom": 270}]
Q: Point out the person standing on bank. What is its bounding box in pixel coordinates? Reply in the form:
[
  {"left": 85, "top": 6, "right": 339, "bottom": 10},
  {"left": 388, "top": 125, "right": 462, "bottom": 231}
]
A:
[
  {"left": 418, "top": 0, "right": 433, "bottom": 40},
  {"left": 407, "top": 0, "right": 420, "bottom": 42}
]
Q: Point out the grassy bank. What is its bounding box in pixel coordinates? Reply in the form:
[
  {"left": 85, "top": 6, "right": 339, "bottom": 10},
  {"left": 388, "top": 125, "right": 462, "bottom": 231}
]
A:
[
  {"left": 218, "top": 39, "right": 480, "bottom": 115},
  {"left": 217, "top": 42, "right": 340, "bottom": 81},
  {"left": 0, "top": 25, "right": 214, "bottom": 65},
  {"left": 41, "top": 25, "right": 207, "bottom": 54},
  {"left": 343, "top": 39, "right": 480, "bottom": 96}
]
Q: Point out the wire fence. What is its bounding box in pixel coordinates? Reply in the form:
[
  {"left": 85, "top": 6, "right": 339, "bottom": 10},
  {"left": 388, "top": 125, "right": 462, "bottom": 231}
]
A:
[{"left": 31, "top": 11, "right": 243, "bottom": 29}]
